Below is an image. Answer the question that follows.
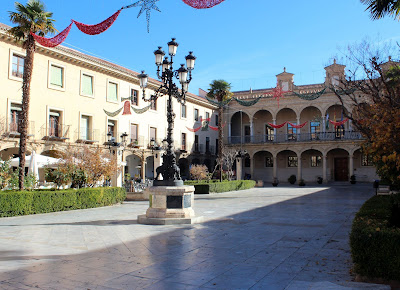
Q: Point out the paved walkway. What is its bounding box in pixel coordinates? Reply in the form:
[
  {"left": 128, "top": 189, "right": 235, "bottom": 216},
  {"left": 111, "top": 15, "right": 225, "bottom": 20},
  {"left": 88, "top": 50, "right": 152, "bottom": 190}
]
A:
[{"left": 0, "top": 184, "right": 390, "bottom": 289}]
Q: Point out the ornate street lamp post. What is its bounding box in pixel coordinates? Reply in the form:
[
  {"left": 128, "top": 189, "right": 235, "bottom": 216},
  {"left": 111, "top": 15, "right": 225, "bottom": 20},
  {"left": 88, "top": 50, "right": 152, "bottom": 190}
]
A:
[{"left": 138, "top": 38, "right": 196, "bottom": 186}]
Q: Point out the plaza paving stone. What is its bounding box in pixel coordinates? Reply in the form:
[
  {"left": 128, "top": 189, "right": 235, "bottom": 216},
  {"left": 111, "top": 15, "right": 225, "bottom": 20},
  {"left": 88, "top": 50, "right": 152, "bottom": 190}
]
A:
[{"left": 0, "top": 184, "right": 390, "bottom": 289}]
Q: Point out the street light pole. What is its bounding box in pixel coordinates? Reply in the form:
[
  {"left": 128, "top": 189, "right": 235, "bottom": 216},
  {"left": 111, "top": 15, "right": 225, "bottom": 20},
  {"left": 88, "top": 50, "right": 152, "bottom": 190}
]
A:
[{"left": 138, "top": 38, "right": 196, "bottom": 186}]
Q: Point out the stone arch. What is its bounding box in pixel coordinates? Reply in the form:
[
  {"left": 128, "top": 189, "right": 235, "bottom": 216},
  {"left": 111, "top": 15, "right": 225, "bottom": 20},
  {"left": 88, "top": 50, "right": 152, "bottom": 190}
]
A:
[
  {"left": 253, "top": 150, "right": 274, "bottom": 182},
  {"left": 126, "top": 153, "right": 142, "bottom": 180},
  {"left": 275, "top": 108, "right": 297, "bottom": 136},
  {"left": 252, "top": 110, "right": 273, "bottom": 142},
  {"left": 299, "top": 106, "right": 323, "bottom": 134},
  {"left": 145, "top": 156, "right": 154, "bottom": 179},
  {"left": 41, "top": 149, "right": 64, "bottom": 158},
  {"left": 0, "top": 146, "right": 33, "bottom": 160},
  {"left": 276, "top": 149, "right": 298, "bottom": 182},
  {"left": 230, "top": 111, "right": 251, "bottom": 144},
  {"left": 326, "top": 148, "right": 350, "bottom": 181},
  {"left": 301, "top": 149, "right": 324, "bottom": 182}
]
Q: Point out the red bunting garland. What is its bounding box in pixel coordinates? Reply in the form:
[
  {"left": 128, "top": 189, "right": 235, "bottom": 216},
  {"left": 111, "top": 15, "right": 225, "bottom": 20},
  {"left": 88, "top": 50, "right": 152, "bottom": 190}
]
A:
[
  {"left": 30, "top": 23, "right": 73, "bottom": 47},
  {"left": 329, "top": 118, "right": 349, "bottom": 127},
  {"left": 72, "top": 10, "right": 122, "bottom": 35},
  {"left": 209, "top": 123, "right": 225, "bottom": 131},
  {"left": 287, "top": 121, "right": 308, "bottom": 129},
  {"left": 186, "top": 126, "right": 202, "bottom": 132},
  {"left": 268, "top": 122, "right": 287, "bottom": 129},
  {"left": 182, "top": 0, "right": 225, "bottom": 9}
]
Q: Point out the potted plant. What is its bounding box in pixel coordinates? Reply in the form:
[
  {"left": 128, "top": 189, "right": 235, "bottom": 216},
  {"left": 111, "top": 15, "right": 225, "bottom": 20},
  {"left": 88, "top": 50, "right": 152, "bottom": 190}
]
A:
[
  {"left": 272, "top": 177, "right": 279, "bottom": 187},
  {"left": 350, "top": 175, "right": 356, "bottom": 184},
  {"left": 288, "top": 175, "right": 296, "bottom": 185},
  {"left": 317, "top": 176, "right": 323, "bottom": 184},
  {"left": 299, "top": 179, "right": 306, "bottom": 186}
]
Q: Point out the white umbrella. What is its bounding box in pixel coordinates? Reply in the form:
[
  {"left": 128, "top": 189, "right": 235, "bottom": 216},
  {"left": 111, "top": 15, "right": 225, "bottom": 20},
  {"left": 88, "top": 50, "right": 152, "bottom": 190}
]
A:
[
  {"left": 9, "top": 153, "right": 60, "bottom": 168},
  {"left": 27, "top": 151, "right": 39, "bottom": 180}
]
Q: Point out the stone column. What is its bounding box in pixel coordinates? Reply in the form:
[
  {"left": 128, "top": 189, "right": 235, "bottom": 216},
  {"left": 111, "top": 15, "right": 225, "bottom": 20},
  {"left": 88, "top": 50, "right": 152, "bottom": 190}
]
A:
[
  {"left": 349, "top": 154, "right": 354, "bottom": 180},
  {"left": 296, "top": 117, "right": 301, "bottom": 135},
  {"left": 273, "top": 155, "right": 277, "bottom": 180},
  {"left": 141, "top": 159, "right": 147, "bottom": 182},
  {"left": 250, "top": 156, "right": 254, "bottom": 180},
  {"left": 236, "top": 157, "right": 242, "bottom": 180},
  {"left": 273, "top": 118, "right": 277, "bottom": 136},
  {"left": 228, "top": 122, "right": 232, "bottom": 141},
  {"left": 250, "top": 120, "right": 254, "bottom": 143},
  {"left": 322, "top": 155, "right": 327, "bottom": 184},
  {"left": 348, "top": 119, "right": 353, "bottom": 131},
  {"left": 297, "top": 153, "right": 302, "bottom": 183},
  {"left": 322, "top": 117, "right": 326, "bottom": 133}
]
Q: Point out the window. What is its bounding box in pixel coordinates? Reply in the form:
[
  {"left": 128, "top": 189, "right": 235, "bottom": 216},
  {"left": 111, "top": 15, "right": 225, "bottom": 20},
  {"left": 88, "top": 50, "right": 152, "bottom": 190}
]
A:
[
  {"left": 80, "top": 115, "right": 91, "bottom": 140},
  {"left": 244, "top": 156, "right": 250, "bottom": 168},
  {"left": 10, "top": 103, "right": 22, "bottom": 132},
  {"left": 130, "top": 124, "right": 138, "bottom": 144},
  {"left": 287, "top": 123, "right": 297, "bottom": 140},
  {"left": 150, "top": 127, "right": 157, "bottom": 143},
  {"left": 131, "top": 89, "right": 139, "bottom": 106},
  {"left": 49, "top": 110, "right": 61, "bottom": 137},
  {"left": 332, "top": 75, "right": 340, "bottom": 86},
  {"left": 335, "top": 124, "right": 345, "bottom": 139},
  {"left": 311, "top": 156, "right": 322, "bottom": 167},
  {"left": 107, "top": 81, "right": 118, "bottom": 102},
  {"left": 81, "top": 73, "right": 93, "bottom": 97},
  {"left": 150, "top": 99, "right": 157, "bottom": 110},
  {"left": 50, "top": 64, "right": 64, "bottom": 88},
  {"left": 194, "top": 108, "right": 199, "bottom": 121},
  {"left": 206, "top": 137, "right": 210, "bottom": 152},
  {"left": 206, "top": 112, "right": 210, "bottom": 120},
  {"left": 108, "top": 120, "right": 116, "bottom": 139},
  {"left": 288, "top": 156, "right": 298, "bottom": 167},
  {"left": 194, "top": 135, "right": 199, "bottom": 152},
  {"left": 265, "top": 156, "right": 273, "bottom": 167},
  {"left": 181, "top": 104, "right": 187, "bottom": 118},
  {"left": 12, "top": 54, "right": 24, "bottom": 78},
  {"left": 181, "top": 133, "right": 186, "bottom": 151},
  {"left": 215, "top": 115, "right": 219, "bottom": 126},
  {"left": 282, "top": 81, "right": 289, "bottom": 91},
  {"left": 310, "top": 121, "right": 320, "bottom": 139},
  {"left": 362, "top": 154, "right": 373, "bottom": 166},
  {"left": 265, "top": 125, "right": 274, "bottom": 141}
]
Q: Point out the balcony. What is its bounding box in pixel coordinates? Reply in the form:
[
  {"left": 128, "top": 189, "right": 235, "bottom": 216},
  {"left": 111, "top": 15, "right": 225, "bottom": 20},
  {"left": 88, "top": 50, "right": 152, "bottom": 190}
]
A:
[
  {"left": 75, "top": 128, "right": 99, "bottom": 144},
  {"left": 227, "top": 131, "right": 364, "bottom": 145},
  {"left": 127, "top": 135, "right": 145, "bottom": 148},
  {"left": 41, "top": 123, "right": 70, "bottom": 141},
  {"left": 1, "top": 121, "right": 35, "bottom": 139}
]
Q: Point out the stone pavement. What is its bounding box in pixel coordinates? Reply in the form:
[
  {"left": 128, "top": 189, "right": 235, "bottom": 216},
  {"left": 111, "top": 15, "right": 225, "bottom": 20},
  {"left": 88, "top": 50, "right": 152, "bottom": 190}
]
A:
[{"left": 0, "top": 184, "right": 390, "bottom": 289}]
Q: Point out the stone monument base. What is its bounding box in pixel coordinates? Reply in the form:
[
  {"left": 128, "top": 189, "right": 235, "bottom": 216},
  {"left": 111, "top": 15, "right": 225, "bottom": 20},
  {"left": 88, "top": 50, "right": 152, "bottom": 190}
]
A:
[{"left": 137, "top": 185, "right": 203, "bottom": 225}]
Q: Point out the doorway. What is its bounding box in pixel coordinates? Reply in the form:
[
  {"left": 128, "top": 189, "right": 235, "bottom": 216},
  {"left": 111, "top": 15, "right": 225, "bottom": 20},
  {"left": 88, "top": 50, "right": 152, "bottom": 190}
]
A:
[{"left": 334, "top": 157, "right": 348, "bottom": 181}]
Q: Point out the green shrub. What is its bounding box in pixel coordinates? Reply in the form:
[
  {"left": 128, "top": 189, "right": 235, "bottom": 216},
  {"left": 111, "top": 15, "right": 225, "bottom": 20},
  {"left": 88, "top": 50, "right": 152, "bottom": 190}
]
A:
[
  {"left": 184, "top": 180, "right": 255, "bottom": 194},
  {"left": 350, "top": 194, "right": 400, "bottom": 281},
  {"left": 0, "top": 187, "right": 126, "bottom": 217}
]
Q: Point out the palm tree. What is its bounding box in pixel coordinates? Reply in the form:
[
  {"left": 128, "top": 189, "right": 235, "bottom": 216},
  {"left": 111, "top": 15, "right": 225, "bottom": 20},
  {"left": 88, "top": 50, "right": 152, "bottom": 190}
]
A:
[
  {"left": 207, "top": 80, "right": 233, "bottom": 181},
  {"left": 361, "top": 0, "right": 400, "bottom": 20},
  {"left": 8, "top": 0, "right": 56, "bottom": 190}
]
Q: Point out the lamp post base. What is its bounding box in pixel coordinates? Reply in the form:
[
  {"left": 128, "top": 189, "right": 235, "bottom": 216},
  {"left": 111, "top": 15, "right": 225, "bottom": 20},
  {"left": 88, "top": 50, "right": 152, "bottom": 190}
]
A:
[{"left": 137, "top": 185, "right": 203, "bottom": 225}]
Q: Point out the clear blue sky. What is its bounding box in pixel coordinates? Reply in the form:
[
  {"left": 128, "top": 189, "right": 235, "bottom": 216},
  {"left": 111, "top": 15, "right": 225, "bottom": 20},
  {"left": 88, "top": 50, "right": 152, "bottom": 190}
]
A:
[{"left": 1, "top": 0, "right": 399, "bottom": 94}]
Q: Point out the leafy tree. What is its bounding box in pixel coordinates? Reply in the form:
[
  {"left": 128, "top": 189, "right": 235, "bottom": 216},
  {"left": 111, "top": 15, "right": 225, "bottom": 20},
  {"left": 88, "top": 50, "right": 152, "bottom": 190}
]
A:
[
  {"left": 207, "top": 80, "right": 233, "bottom": 181},
  {"left": 8, "top": 0, "right": 56, "bottom": 190},
  {"left": 0, "top": 160, "right": 13, "bottom": 190},
  {"left": 190, "top": 164, "right": 209, "bottom": 181},
  {"left": 333, "top": 41, "right": 400, "bottom": 188},
  {"left": 361, "top": 0, "right": 400, "bottom": 20}
]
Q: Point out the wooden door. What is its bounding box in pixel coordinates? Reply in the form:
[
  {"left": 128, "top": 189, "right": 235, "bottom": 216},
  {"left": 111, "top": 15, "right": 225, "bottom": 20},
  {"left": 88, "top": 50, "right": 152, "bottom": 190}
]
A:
[{"left": 334, "top": 157, "right": 348, "bottom": 181}]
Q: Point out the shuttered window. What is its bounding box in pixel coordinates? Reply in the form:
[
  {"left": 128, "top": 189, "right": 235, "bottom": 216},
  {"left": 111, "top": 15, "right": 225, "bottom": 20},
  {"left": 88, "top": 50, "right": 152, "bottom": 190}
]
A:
[
  {"left": 108, "top": 82, "right": 118, "bottom": 102},
  {"left": 50, "top": 65, "right": 64, "bottom": 87},
  {"left": 82, "top": 74, "right": 93, "bottom": 96}
]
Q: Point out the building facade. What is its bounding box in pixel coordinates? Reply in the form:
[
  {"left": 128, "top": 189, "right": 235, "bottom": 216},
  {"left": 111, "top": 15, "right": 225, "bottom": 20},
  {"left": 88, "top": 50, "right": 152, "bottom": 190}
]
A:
[
  {"left": 0, "top": 24, "right": 218, "bottom": 185},
  {"left": 225, "top": 62, "right": 378, "bottom": 184}
]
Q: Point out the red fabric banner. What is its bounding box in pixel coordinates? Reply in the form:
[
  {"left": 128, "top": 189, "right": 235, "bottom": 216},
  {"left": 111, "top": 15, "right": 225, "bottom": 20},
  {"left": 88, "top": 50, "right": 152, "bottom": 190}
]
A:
[
  {"left": 122, "top": 101, "right": 131, "bottom": 115},
  {"left": 209, "top": 124, "right": 225, "bottom": 131},
  {"left": 186, "top": 126, "right": 202, "bottom": 132},
  {"left": 329, "top": 118, "right": 349, "bottom": 127},
  {"left": 268, "top": 122, "right": 287, "bottom": 129},
  {"left": 72, "top": 10, "right": 121, "bottom": 35},
  {"left": 287, "top": 121, "right": 308, "bottom": 129},
  {"left": 30, "top": 23, "right": 73, "bottom": 48},
  {"left": 182, "top": 0, "right": 225, "bottom": 9}
]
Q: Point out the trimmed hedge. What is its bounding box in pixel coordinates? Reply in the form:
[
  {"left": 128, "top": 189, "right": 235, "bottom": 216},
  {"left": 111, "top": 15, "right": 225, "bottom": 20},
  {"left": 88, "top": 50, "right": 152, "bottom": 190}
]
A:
[
  {"left": 350, "top": 194, "right": 400, "bottom": 281},
  {"left": 0, "top": 187, "right": 126, "bottom": 217},
  {"left": 184, "top": 180, "right": 256, "bottom": 194}
]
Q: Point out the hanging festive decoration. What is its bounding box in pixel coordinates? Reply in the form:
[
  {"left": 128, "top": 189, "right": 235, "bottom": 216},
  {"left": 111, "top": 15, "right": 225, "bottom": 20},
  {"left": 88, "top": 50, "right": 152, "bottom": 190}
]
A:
[
  {"left": 182, "top": 0, "right": 225, "bottom": 9},
  {"left": 30, "top": 23, "right": 73, "bottom": 48},
  {"left": 329, "top": 118, "right": 349, "bottom": 127},
  {"left": 293, "top": 88, "right": 326, "bottom": 101},
  {"left": 268, "top": 122, "right": 287, "bottom": 129},
  {"left": 233, "top": 96, "right": 261, "bottom": 107},
  {"left": 209, "top": 123, "right": 225, "bottom": 131},
  {"left": 131, "top": 104, "right": 152, "bottom": 114},
  {"left": 123, "top": 0, "right": 161, "bottom": 32},
  {"left": 186, "top": 126, "right": 202, "bottom": 132},
  {"left": 270, "top": 82, "right": 290, "bottom": 108},
  {"left": 72, "top": 10, "right": 122, "bottom": 35},
  {"left": 205, "top": 95, "right": 232, "bottom": 107},
  {"left": 103, "top": 107, "right": 123, "bottom": 117},
  {"left": 121, "top": 96, "right": 131, "bottom": 101},
  {"left": 331, "top": 87, "right": 356, "bottom": 95},
  {"left": 122, "top": 101, "right": 131, "bottom": 115},
  {"left": 287, "top": 121, "right": 308, "bottom": 129},
  {"left": 201, "top": 117, "right": 210, "bottom": 131}
]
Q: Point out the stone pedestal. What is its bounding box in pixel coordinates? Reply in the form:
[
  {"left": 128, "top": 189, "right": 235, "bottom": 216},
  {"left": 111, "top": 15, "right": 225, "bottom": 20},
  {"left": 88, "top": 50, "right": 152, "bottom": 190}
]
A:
[{"left": 137, "top": 185, "right": 203, "bottom": 225}]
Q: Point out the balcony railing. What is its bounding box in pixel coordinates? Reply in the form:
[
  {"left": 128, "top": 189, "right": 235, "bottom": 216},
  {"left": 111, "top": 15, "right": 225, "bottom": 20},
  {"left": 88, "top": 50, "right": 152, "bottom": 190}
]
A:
[
  {"left": 1, "top": 121, "right": 35, "bottom": 139},
  {"left": 127, "top": 135, "right": 144, "bottom": 148},
  {"left": 75, "top": 128, "right": 99, "bottom": 144},
  {"left": 227, "top": 131, "right": 364, "bottom": 144},
  {"left": 41, "top": 123, "right": 70, "bottom": 141}
]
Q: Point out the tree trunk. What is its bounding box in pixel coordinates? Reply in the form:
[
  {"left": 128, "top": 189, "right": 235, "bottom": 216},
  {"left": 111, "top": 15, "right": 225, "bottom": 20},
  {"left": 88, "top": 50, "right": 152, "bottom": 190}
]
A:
[
  {"left": 18, "top": 34, "right": 35, "bottom": 190},
  {"left": 218, "top": 99, "right": 223, "bottom": 182}
]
